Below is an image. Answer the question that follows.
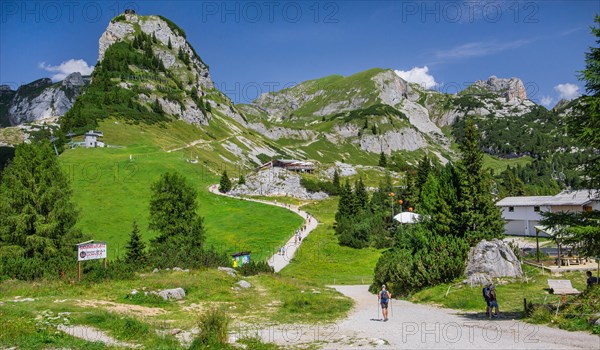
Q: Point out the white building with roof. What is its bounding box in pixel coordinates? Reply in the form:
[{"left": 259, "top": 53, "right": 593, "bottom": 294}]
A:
[
  {"left": 496, "top": 190, "right": 600, "bottom": 237},
  {"left": 84, "top": 130, "right": 104, "bottom": 148}
]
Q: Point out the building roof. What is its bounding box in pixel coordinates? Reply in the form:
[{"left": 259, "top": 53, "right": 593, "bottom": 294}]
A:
[
  {"left": 497, "top": 190, "right": 599, "bottom": 207},
  {"left": 84, "top": 130, "right": 103, "bottom": 137}
]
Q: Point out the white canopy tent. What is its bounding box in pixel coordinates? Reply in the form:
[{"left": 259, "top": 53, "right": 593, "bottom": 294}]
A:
[{"left": 393, "top": 212, "right": 422, "bottom": 224}]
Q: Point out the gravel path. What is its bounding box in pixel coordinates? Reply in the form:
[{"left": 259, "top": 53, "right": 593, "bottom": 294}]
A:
[
  {"left": 208, "top": 185, "right": 318, "bottom": 272},
  {"left": 238, "top": 285, "right": 599, "bottom": 349}
]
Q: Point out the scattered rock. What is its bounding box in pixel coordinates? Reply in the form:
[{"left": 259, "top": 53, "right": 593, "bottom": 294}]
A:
[
  {"left": 131, "top": 289, "right": 139, "bottom": 295},
  {"left": 589, "top": 312, "right": 600, "bottom": 326},
  {"left": 58, "top": 325, "right": 140, "bottom": 348},
  {"left": 170, "top": 328, "right": 182, "bottom": 335},
  {"left": 152, "top": 268, "right": 159, "bottom": 273},
  {"left": 218, "top": 267, "right": 237, "bottom": 277},
  {"left": 464, "top": 239, "right": 523, "bottom": 286},
  {"left": 9, "top": 297, "right": 35, "bottom": 302},
  {"left": 173, "top": 267, "right": 182, "bottom": 271},
  {"left": 237, "top": 280, "right": 252, "bottom": 289},
  {"left": 157, "top": 288, "right": 186, "bottom": 300}
]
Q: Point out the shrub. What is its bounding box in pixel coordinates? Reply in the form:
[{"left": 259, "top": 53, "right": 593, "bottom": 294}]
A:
[
  {"left": 371, "top": 224, "right": 470, "bottom": 296},
  {"left": 190, "top": 308, "right": 230, "bottom": 349},
  {"left": 235, "top": 261, "right": 274, "bottom": 276}
]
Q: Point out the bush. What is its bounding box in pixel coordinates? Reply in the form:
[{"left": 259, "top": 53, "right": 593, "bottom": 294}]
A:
[
  {"left": 148, "top": 240, "right": 229, "bottom": 270},
  {"left": 300, "top": 177, "right": 338, "bottom": 195},
  {"left": 236, "top": 261, "right": 274, "bottom": 276},
  {"left": 371, "top": 224, "right": 470, "bottom": 296},
  {"left": 190, "top": 308, "right": 230, "bottom": 349}
]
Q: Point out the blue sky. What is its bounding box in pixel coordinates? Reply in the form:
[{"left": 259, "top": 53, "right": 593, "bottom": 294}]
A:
[{"left": 1, "top": 1, "right": 598, "bottom": 107}]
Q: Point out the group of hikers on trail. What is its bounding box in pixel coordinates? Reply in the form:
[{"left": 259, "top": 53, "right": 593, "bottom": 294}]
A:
[{"left": 376, "top": 283, "right": 500, "bottom": 322}]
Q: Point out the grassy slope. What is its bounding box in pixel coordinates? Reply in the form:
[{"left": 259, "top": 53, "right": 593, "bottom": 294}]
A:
[
  {"left": 61, "top": 120, "right": 303, "bottom": 261},
  {"left": 280, "top": 198, "right": 383, "bottom": 285},
  {"left": 0, "top": 269, "right": 352, "bottom": 349}
]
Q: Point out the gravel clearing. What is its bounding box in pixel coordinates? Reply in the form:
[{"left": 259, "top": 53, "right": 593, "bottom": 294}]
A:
[{"left": 242, "top": 285, "right": 599, "bottom": 349}]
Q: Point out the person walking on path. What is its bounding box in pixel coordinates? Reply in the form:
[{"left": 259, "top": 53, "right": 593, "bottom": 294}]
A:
[
  {"left": 488, "top": 285, "right": 499, "bottom": 318},
  {"left": 378, "top": 284, "right": 392, "bottom": 321},
  {"left": 482, "top": 284, "right": 492, "bottom": 318}
]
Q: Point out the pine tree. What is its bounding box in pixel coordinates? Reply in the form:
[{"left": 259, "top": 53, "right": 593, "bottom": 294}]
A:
[
  {"left": 0, "top": 142, "right": 82, "bottom": 259},
  {"left": 148, "top": 172, "right": 204, "bottom": 249},
  {"left": 416, "top": 154, "right": 432, "bottom": 190},
  {"left": 332, "top": 169, "right": 341, "bottom": 192},
  {"left": 125, "top": 220, "right": 146, "bottom": 265},
  {"left": 378, "top": 151, "right": 387, "bottom": 167},
  {"left": 354, "top": 178, "right": 369, "bottom": 211},
  {"left": 335, "top": 180, "right": 357, "bottom": 222},
  {"left": 167, "top": 37, "right": 172, "bottom": 50},
  {"left": 219, "top": 170, "right": 232, "bottom": 193},
  {"left": 572, "top": 15, "right": 600, "bottom": 190},
  {"left": 238, "top": 174, "right": 246, "bottom": 185},
  {"left": 371, "top": 124, "right": 377, "bottom": 135},
  {"left": 456, "top": 117, "right": 504, "bottom": 244}
]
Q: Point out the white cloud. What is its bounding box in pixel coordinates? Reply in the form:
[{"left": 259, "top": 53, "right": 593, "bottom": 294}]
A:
[
  {"left": 540, "top": 96, "right": 554, "bottom": 107},
  {"left": 39, "top": 59, "right": 94, "bottom": 81},
  {"left": 554, "top": 83, "right": 580, "bottom": 100},
  {"left": 434, "top": 39, "right": 531, "bottom": 60},
  {"left": 394, "top": 66, "right": 438, "bottom": 89}
]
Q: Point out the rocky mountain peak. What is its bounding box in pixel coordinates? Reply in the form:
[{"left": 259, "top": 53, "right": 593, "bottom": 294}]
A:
[
  {"left": 61, "top": 72, "right": 84, "bottom": 88},
  {"left": 473, "top": 76, "right": 527, "bottom": 101},
  {"left": 98, "top": 12, "right": 213, "bottom": 90},
  {"left": 0, "top": 85, "right": 13, "bottom": 92}
]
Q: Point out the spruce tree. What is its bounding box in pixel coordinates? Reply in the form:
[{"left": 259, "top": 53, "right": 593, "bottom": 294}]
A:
[
  {"left": 167, "top": 37, "right": 172, "bottom": 50},
  {"left": 219, "top": 171, "right": 232, "bottom": 193},
  {"left": 149, "top": 172, "right": 205, "bottom": 245},
  {"left": 354, "top": 178, "right": 369, "bottom": 211},
  {"left": 0, "top": 142, "right": 82, "bottom": 259},
  {"left": 456, "top": 117, "right": 504, "bottom": 244},
  {"left": 378, "top": 152, "right": 387, "bottom": 167},
  {"left": 125, "top": 220, "right": 146, "bottom": 265},
  {"left": 238, "top": 174, "right": 246, "bottom": 185},
  {"left": 572, "top": 15, "right": 600, "bottom": 190},
  {"left": 332, "top": 169, "right": 341, "bottom": 192}
]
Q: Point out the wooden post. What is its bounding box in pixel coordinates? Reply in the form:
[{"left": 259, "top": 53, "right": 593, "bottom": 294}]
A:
[
  {"left": 103, "top": 258, "right": 107, "bottom": 270},
  {"left": 78, "top": 261, "right": 81, "bottom": 282},
  {"left": 523, "top": 298, "right": 527, "bottom": 314},
  {"left": 536, "top": 229, "right": 540, "bottom": 263}
]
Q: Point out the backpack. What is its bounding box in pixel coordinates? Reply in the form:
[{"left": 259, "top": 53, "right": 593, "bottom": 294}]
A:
[
  {"left": 380, "top": 290, "right": 389, "bottom": 301},
  {"left": 482, "top": 287, "right": 489, "bottom": 300}
]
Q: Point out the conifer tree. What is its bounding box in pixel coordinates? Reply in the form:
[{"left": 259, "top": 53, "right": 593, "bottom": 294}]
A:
[
  {"left": 378, "top": 151, "right": 387, "bottom": 167},
  {"left": 332, "top": 169, "right": 341, "bottom": 192},
  {"left": 456, "top": 117, "right": 504, "bottom": 244},
  {"left": 354, "top": 178, "right": 369, "bottom": 211},
  {"left": 125, "top": 220, "right": 146, "bottom": 265},
  {"left": 0, "top": 142, "right": 82, "bottom": 259},
  {"left": 238, "top": 174, "right": 246, "bottom": 185},
  {"left": 219, "top": 170, "right": 232, "bottom": 193},
  {"left": 167, "top": 37, "right": 172, "bottom": 50},
  {"left": 149, "top": 172, "right": 205, "bottom": 246}
]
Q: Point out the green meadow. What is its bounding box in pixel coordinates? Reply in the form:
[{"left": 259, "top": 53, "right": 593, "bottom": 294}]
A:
[{"left": 60, "top": 121, "right": 303, "bottom": 261}]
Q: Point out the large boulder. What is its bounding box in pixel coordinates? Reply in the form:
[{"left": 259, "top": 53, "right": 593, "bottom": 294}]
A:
[{"left": 464, "top": 239, "right": 523, "bottom": 285}]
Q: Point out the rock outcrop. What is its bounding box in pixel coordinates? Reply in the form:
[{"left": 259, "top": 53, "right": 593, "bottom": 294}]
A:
[
  {"left": 464, "top": 239, "right": 523, "bottom": 285},
  {"left": 229, "top": 167, "right": 328, "bottom": 200},
  {"left": 473, "top": 76, "right": 527, "bottom": 102},
  {"left": 6, "top": 73, "right": 87, "bottom": 125}
]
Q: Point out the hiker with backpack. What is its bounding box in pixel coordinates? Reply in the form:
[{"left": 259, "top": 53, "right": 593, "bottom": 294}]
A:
[
  {"left": 482, "top": 284, "right": 492, "bottom": 318},
  {"left": 378, "top": 284, "right": 392, "bottom": 321},
  {"left": 488, "top": 285, "right": 499, "bottom": 318}
]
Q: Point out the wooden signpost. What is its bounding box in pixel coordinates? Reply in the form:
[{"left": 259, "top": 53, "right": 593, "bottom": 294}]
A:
[{"left": 77, "top": 240, "right": 107, "bottom": 281}]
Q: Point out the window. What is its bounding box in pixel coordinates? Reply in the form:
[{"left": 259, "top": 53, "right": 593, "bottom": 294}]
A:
[
  {"left": 534, "top": 206, "right": 540, "bottom": 212},
  {"left": 509, "top": 206, "right": 514, "bottom": 212}
]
